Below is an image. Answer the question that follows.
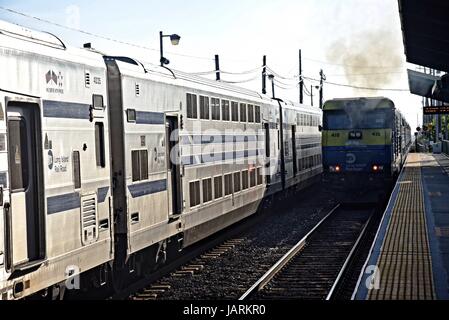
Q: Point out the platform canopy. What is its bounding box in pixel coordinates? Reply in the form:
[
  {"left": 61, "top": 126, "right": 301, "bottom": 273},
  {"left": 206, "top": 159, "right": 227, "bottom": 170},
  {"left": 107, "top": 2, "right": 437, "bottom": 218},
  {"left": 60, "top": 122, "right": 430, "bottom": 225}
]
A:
[
  {"left": 399, "top": 0, "right": 449, "bottom": 102},
  {"left": 398, "top": 0, "right": 449, "bottom": 73}
]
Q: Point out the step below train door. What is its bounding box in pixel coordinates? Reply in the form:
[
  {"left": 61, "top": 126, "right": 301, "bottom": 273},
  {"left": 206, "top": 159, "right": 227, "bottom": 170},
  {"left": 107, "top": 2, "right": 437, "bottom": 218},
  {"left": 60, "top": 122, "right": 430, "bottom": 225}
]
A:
[
  {"left": 166, "top": 115, "right": 182, "bottom": 218},
  {"left": 5, "top": 100, "right": 45, "bottom": 272}
]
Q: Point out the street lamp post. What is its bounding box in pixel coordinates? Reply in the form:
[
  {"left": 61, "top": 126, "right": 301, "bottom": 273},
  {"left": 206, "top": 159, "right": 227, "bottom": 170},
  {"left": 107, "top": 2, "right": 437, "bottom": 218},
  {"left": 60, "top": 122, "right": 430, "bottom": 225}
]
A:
[{"left": 159, "top": 31, "right": 181, "bottom": 66}]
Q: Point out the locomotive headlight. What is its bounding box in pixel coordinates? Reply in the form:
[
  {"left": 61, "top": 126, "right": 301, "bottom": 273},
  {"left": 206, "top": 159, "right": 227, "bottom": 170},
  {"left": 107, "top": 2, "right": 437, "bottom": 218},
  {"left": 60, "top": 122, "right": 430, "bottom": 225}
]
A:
[
  {"left": 372, "top": 165, "right": 384, "bottom": 172},
  {"left": 329, "top": 165, "right": 341, "bottom": 173}
]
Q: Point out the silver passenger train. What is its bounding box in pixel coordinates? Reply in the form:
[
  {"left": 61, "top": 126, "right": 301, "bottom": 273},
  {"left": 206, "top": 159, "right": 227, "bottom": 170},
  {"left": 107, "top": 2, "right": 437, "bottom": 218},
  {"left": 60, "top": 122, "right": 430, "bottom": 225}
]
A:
[{"left": 0, "top": 20, "right": 322, "bottom": 299}]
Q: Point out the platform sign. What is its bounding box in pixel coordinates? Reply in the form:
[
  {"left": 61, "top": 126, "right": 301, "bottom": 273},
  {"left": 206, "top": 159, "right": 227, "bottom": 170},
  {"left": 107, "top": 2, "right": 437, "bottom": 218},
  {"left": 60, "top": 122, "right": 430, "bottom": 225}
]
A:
[{"left": 423, "top": 105, "right": 449, "bottom": 115}]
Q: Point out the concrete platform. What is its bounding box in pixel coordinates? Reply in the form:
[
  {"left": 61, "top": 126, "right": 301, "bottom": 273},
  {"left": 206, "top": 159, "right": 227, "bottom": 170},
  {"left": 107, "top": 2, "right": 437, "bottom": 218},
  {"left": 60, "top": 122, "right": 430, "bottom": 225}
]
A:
[{"left": 354, "top": 153, "right": 449, "bottom": 300}]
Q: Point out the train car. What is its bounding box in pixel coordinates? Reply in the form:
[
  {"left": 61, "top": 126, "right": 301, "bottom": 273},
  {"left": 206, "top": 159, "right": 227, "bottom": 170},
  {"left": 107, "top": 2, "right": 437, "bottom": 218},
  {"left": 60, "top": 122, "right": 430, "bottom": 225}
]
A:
[
  {"left": 321, "top": 97, "right": 411, "bottom": 200},
  {"left": 103, "top": 57, "right": 322, "bottom": 284},
  {"left": 0, "top": 21, "right": 113, "bottom": 299},
  {"left": 0, "top": 20, "right": 322, "bottom": 299}
]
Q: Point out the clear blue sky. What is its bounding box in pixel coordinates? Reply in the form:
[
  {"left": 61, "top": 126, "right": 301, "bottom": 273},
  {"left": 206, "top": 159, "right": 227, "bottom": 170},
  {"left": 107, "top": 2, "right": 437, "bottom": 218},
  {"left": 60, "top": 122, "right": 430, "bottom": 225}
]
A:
[{"left": 0, "top": 0, "right": 423, "bottom": 130}]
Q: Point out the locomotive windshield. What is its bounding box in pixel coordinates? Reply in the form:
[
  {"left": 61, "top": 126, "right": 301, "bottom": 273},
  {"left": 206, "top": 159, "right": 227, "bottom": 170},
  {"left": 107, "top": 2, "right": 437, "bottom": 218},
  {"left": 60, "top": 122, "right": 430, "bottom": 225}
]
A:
[{"left": 323, "top": 109, "right": 390, "bottom": 130}]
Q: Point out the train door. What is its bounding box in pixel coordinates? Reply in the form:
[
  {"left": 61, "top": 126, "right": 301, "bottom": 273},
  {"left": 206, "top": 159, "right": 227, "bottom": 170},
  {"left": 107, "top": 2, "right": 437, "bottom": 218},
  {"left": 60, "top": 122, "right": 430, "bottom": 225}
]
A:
[
  {"left": 166, "top": 115, "right": 182, "bottom": 217},
  {"left": 291, "top": 125, "right": 297, "bottom": 176},
  {"left": 6, "top": 101, "right": 44, "bottom": 270}
]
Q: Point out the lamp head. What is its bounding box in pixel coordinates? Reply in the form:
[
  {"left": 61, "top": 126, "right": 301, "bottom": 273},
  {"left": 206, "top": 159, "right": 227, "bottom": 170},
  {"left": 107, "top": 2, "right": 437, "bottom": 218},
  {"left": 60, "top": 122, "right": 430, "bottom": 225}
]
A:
[{"left": 170, "top": 34, "right": 181, "bottom": 45}]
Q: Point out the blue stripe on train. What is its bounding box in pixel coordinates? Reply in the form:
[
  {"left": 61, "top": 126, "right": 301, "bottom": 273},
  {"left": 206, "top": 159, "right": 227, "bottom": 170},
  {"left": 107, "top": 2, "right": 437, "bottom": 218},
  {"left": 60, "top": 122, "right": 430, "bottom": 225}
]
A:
[
  {"left": 97, "top": 186, "right": 109, "bottom": 203},
  {"left": 323, "top": 145, "right": 392, "bottom": 171},
  {"left": 47, "top": 187, "right": 110, "bottom": 214},
  {"left": 128, "top": 179, "right": 167, "bottom": 198},
  {"left": 47, "top": 192, "right": 81, "bottom": 215},
  {"left": 180, "top": 134, "right": 262, "bottom": 145},
  {"left": 43, "top": 100, "right": 90, "bottom": 119},
  {"left": 182, "top": 149, "right": 263, "bottom": 166},
  {"left": 135, "top": 111, "right": 165, "bottom": 125}
]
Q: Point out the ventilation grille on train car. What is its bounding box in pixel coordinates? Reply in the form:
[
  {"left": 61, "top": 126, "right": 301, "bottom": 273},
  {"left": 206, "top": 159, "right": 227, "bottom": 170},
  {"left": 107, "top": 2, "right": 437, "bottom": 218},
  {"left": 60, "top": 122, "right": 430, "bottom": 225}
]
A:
[
  {"left": 81, "top": 194, "right": 98, "bottom": 245},
  {"left": 85, "top": 71, "right": 91, "bottom": 88},
  {"left": 135, "top": 83, "right": 140, "bottom": 96}
]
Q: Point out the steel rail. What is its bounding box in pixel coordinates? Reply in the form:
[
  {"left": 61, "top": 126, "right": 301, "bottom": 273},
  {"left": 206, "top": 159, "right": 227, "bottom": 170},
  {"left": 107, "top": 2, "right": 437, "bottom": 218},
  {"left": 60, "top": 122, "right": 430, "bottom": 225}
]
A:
[{"left": 238, "top": 204, "right": 341, "bottom": 300}]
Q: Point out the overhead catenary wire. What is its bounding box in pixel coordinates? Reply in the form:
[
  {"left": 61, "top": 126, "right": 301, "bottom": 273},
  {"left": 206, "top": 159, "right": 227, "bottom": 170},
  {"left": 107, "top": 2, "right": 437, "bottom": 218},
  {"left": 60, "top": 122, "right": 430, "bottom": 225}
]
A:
[
  {"left": 301, "top": 75, "right": 409, "bottom": 92},
  {"left": 300, "top": 56, "right": 404, "bottom": 69},
  {"left": 266, "top": 66, "right": 298, "bottom": 81},
  {"left": 325, "top": 71, "right": 407, "bottom": 77},
  {"left": 0, "top": 5, "right": 215, "bottom": 61},
  {"left": 220, "top": 74, "right": 260, "bottom": 84},
  {"left": 220, "top": 65, "right": 263, "bottom": 75},
  {"left": 1, "top": 6, "right": 410, "bottom": 92},
  {"left": 272, "top": 76, "right": 299, "bottom": 86}
]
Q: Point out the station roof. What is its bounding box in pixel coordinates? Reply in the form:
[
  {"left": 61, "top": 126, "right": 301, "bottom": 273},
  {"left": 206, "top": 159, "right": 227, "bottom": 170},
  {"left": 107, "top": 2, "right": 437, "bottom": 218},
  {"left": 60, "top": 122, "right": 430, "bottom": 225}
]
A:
[
  {"left": 407, "top": 69, "right": 440, "bottom": 98},
  {"left": 398, "top": 0, "right": 449, "bottom": 73}
]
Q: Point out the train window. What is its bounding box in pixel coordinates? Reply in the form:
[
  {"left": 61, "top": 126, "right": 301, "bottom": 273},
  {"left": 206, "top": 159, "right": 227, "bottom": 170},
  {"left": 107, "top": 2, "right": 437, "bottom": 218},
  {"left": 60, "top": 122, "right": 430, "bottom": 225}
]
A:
[
  {"left": 240, "top": 104, "right": 247, "bottom": 122},
  {"left": 131, "top": 150, "right": 148, "bottom": 182},
  {"left": 186, "top": 93, "right": 198, "bottom": 119},
  {"left": 249, "top": 169, "right": 256, "bottom": 187},
  {"left": 73, "top": 151, "right": 81, "bottom": 189},
  {"left": 224, "top": 174, "right": 233, "bottom": 196},
  {"left": 127, "top": 109, "right": 136, "bottom": 122},
  {"left": 141, "top": 150, "right": 148, "bottom": 179},
  {"left": 189, "top": 181, "right": 201, "bottom": 207},
  {"left": 257, "top": 167, "right": 263, "bottom": 185},
  {"left": 211, "top": 98, "right": 220, "bottom": 120},
  {"left": 255, "top": 106, "right": 261, "bottom": 123},
  {"left": 202, "top": 178, "right": 212, "bottom": 203},
  {"left": 231, "top": 102, "right": 239, "bottom": 121},
  {"left": 233, "top": 172, "right": 241, "bottom": 192},
  {"left": 92, "top": 94, "right": 104, "bottom": 110},
  {"left": 242, "top": 170, "right": 249, "bottom": 190},
  {"left": 222, "top": 100, "right": 230, "bottom": 121},
  {"left": 200, "top": 96, "right": 210, "bottom": 120},
  {"left": 95, "top": 122, "right": 106, "bottom": 168},
  {"left": 8, "top": 118, "right": 29, "bottom": 191},
  {"left": 214, "top": 176, "right": 223, "bottom": 199},
  {"left": 247, "top": 105, "right": 254, "bottom": 123},
  {"left": 132, "top": 151, "right": 140, "bottom": 181}
]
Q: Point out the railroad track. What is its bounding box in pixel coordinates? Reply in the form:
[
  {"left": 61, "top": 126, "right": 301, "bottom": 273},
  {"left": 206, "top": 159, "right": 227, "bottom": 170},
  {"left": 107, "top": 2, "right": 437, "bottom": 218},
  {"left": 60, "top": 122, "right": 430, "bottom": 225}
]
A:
[
  {"left": 111, "top": 188, "right": 298, "bottom": 300},
  {"left": 113, "top": 183, "right": 338, "bottom": 300},
  {"left": 239, "top": 204, "right": 375, "bottom": 300}
]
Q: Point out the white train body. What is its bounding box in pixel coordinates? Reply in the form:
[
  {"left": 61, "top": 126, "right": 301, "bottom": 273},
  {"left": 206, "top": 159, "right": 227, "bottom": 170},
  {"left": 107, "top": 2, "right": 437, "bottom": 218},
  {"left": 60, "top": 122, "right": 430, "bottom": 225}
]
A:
[{"left": 0, "top": 20, "right": 322, "bottom": 299}]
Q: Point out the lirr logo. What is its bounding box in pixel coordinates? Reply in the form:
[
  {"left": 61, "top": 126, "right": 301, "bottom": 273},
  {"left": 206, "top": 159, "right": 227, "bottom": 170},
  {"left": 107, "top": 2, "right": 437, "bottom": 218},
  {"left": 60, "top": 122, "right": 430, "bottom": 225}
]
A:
[{"left": 45, "top": 70, "right": 64, "bottom": 94}]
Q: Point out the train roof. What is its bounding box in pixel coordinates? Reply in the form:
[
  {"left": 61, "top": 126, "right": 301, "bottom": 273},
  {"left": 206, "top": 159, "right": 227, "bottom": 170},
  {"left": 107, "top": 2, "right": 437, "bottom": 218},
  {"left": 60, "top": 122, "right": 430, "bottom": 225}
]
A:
[
  {"left": 0, "top": 19, "right": 321, "bottom": 114},
  {"left": 0, "top": 20, "right": 107, "bottom": 69},
  {"left": 322, "top": 97, "right": 395, "bottom": 111},
  {"left": 108, "top": 56, "right": 320, "bottom": 114}
]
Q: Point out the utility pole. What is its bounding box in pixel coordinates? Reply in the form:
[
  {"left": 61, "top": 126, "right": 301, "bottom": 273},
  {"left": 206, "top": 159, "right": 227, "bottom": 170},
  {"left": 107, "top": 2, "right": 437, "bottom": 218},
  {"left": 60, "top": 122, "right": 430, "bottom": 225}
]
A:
[
  {"left": 299, "top": 49, "right": 303, "bottom": 104},
  {"left": 310, "top": 85, "right": 313, "bottom": 106},
  {"left": 214, "top": 54, "right": 220, "bottom": 81},
  {"left": 319, "top": 69, "right": 326, "bottom": 109},
  {"left": 268, "top": 75, "right": 275, "bottom": 99},
  {"left": 262, "top": 55, "right": 267, "bottom": 94}
]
